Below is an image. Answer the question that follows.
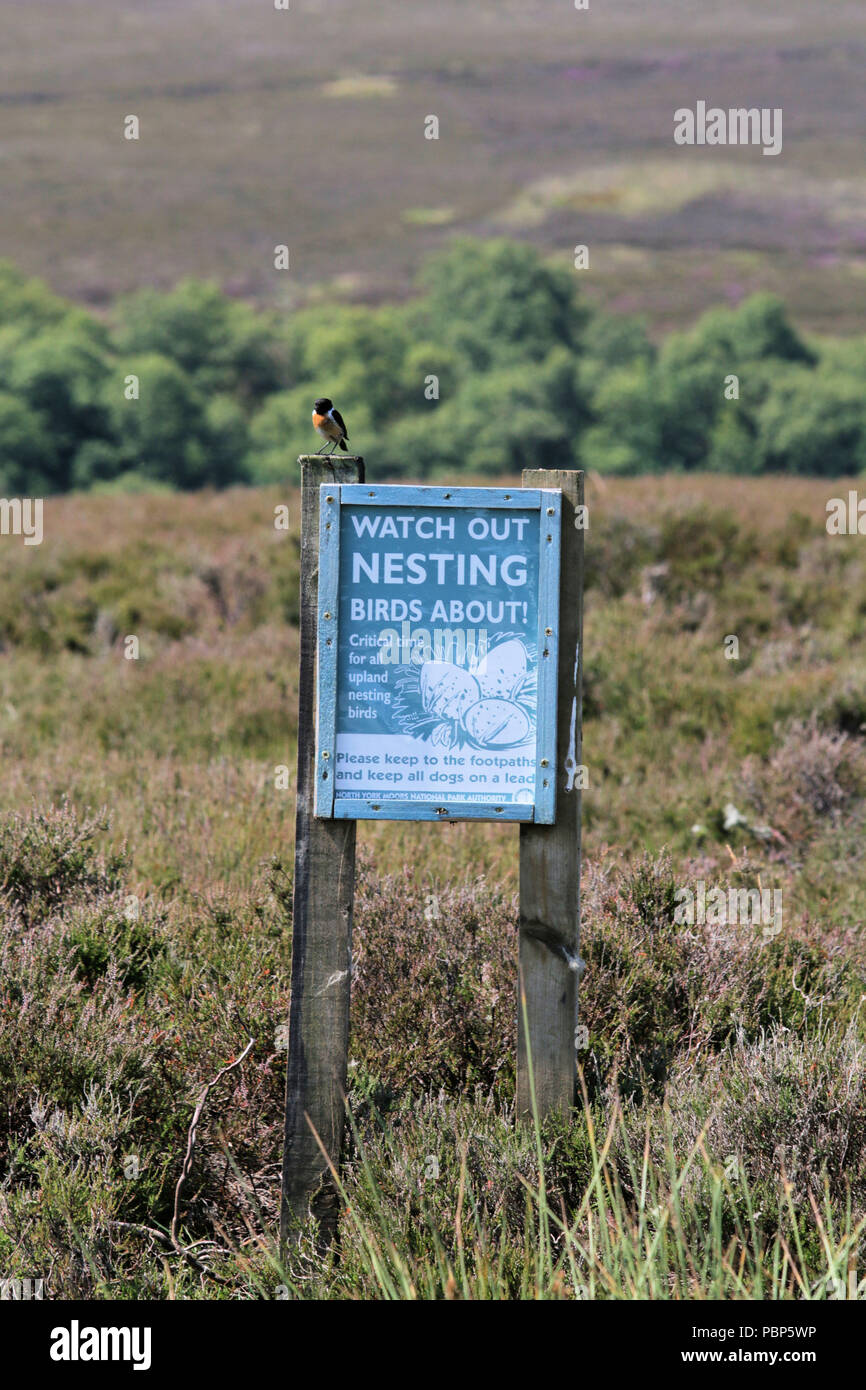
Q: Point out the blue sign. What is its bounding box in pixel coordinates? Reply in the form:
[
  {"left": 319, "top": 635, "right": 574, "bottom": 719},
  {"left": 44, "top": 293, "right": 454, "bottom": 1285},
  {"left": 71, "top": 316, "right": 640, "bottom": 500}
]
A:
[{"left": 315, "top": 485, "right": 561, "bottom": 822}]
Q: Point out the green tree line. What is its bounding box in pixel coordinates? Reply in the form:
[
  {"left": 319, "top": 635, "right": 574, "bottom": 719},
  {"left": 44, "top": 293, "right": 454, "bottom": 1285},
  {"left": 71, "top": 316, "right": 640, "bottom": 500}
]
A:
[{"left": 1, "top": 238, "right": 864, "bottom": 494}]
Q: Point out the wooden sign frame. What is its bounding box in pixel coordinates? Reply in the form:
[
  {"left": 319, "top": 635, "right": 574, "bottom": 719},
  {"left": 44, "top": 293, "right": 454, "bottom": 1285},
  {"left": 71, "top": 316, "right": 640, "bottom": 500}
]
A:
[{"left": 314, "top": 483, "right": 562, "bottom": 824}]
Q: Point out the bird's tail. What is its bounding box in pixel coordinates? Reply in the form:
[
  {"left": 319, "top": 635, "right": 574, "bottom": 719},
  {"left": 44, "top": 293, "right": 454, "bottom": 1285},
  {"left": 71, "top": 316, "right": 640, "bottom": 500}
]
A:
[{"left": 339, "top": 437, "right": 348, "bottom": 451}]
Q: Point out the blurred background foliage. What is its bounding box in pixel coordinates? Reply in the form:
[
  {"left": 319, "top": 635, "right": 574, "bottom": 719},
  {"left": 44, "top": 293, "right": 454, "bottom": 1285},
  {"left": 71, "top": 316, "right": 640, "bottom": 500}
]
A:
[{"left": 1, "top": 237, "right": 864, "bottom": 496}]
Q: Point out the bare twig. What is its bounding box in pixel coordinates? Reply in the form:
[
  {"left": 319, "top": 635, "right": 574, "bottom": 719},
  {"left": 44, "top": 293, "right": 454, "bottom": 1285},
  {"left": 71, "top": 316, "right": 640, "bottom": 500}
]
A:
[
  {"left": 104, "top": 1041, "right": 255, "bottom": 1290},
  {"left": 108, "top": 1218, "right": 173, "bottom": 1246},
  {"left": 171, "top": 1038, "right": 255, "bottom": 1253}
]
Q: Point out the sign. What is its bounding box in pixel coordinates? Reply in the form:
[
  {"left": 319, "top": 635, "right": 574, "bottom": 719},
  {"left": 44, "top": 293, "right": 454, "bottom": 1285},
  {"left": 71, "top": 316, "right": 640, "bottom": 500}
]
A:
[
  {"left": 315, "top": 484, "right": 561, "bottom": 822},
  {"left": 283, "top": 460, "right": 583, "bottom": 1232}
]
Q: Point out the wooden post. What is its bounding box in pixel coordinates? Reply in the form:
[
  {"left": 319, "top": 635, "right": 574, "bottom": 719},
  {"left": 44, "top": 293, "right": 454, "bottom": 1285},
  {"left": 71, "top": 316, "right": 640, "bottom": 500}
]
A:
[
  {"left": 280, "top": 453, "right": 364, "bottom": 1247},
  {"left": 517, "top": 469, "right": 584, "bottom": 1119}
]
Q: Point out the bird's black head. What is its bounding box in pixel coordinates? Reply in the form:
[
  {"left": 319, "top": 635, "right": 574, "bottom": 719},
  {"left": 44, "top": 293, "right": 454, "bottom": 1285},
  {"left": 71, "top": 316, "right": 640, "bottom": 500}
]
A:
[{"left": 314, "top": 397, "right": 333, "bottom": 413}]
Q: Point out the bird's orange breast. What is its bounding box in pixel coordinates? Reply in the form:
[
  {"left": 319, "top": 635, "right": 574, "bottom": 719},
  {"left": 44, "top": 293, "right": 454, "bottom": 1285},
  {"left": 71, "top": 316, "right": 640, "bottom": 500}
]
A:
[{"left": 312, "top": 412, "right": 327, "bottom": 429}]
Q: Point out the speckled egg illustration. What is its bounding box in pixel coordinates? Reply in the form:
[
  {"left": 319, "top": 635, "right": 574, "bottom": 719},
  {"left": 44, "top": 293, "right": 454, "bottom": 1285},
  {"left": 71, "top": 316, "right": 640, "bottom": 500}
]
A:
[
  {"left": 462, "top": 698, "right": 531, "bottom": 748},
  {"left": 473, "top": 639, "right": 528, "bottom": 700},
  {"left": 419, "top": 661, "right": 480, "bottom": 721}
]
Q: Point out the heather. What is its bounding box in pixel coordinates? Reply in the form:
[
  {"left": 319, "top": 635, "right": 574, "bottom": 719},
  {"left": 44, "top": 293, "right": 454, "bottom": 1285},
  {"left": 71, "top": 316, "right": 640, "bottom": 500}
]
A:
[{"left": 0, "top": 476, "right": 864, "bottom": 1298}]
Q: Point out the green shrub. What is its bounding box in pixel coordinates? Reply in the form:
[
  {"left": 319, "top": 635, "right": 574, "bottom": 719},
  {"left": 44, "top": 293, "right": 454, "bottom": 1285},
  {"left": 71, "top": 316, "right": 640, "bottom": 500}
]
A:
[{"left": 0, "top": 803, "right": 124, "bottom": 925}]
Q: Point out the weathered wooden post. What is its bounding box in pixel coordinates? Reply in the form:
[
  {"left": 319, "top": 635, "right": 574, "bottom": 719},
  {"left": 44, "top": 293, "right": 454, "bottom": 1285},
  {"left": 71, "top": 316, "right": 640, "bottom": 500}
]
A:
[
  {"left": 280, "top": 453, "right": 364, "bottom": 1248},
  {"left": 517, "top": 469, "right": 584, "bottom": 1119}
]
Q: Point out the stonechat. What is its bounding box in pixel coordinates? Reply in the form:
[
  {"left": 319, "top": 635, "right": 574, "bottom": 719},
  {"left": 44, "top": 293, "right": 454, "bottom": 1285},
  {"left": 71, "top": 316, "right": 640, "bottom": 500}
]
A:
[{"left": 312, "top": 397, "right": 349, "bottom": 454}]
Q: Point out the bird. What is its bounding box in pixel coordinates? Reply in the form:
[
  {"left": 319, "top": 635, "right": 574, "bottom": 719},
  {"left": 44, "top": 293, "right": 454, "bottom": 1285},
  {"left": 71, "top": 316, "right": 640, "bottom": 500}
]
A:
[{"left": 312, "top": 397, "right": 349, "bottom": 454}]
